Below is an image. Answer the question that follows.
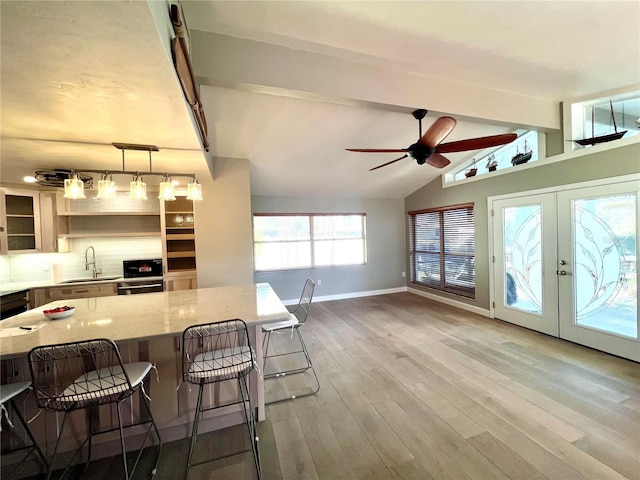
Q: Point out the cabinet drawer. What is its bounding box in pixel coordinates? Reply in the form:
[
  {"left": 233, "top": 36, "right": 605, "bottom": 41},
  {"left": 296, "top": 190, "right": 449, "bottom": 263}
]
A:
[{"left": 32, "top": 284, "right": 117, "bottom": 306}]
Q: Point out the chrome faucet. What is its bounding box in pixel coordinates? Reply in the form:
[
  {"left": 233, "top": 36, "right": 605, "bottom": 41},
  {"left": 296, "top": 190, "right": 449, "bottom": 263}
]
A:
[{"left": 84, "top": 246, "right": 102, "bottom": 279}]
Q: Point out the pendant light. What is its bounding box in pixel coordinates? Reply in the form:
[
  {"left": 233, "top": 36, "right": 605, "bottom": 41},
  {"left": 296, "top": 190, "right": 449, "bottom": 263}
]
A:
[
  {"left": 96, "top": 173, "right": 117, "bottom": 199},
  {"left": 186, "top": 177, "right": 203, "bottom": 201},
  {"left": 158, "top": 175, "right": 176, "bottom": 201},
  {"left": 63, "top": 173, "right": 86, "bottom": 199},
  {"left": 130, "top": 173, "right": 147, "bottom": 200}
]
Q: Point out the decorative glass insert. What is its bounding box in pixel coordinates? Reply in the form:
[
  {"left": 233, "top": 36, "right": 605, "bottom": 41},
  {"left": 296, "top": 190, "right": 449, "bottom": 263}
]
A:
[
  {"left": 502, "top": 205, "right": 543, "bottom": 315},
  {"left": 572, "top": 194, "right": 637, "bottom": 338}
]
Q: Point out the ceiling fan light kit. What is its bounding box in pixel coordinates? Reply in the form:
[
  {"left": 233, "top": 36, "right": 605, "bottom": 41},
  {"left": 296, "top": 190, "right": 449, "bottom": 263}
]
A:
[
  {"left": 45, "top": 143, "right": 203, "bottom": 201},
  {"left": 347, "top": 109, "right": 518, "bottom": 171}
]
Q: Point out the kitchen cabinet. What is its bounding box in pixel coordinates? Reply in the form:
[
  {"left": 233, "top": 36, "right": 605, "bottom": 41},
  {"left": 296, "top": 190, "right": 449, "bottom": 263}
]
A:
[
  {"left": 161, "top": 196, "right": 197, "bottom": 288},
  {"left": 31, "top": 284, "right": 117, "bottom": 308},
  {"left": 57, "top": 194, "right": 161, "bottom": 239},
  {"left": 0, "top": 188, "right": 42, "bottom": 254}
]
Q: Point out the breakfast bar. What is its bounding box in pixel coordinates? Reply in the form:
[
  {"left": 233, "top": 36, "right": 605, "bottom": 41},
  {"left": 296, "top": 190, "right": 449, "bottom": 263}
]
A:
[{"left": 0, "top": 283, "right": 290, "bottom": 468}]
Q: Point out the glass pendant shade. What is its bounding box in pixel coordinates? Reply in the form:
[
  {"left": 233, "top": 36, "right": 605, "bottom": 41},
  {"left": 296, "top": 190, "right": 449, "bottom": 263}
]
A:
[
  {"left": 130, "top": 175, "right": 147, "bottom": 200},
  {"left": 96, "top": 174, "right": 117, "bottom": 199},
  {"left": 158, "top": 176, "right": 176, "bottom": 201},
  {"left": 186, "top": 178, "right": 203, "bottom": 201},
  {"left": 63, "top": 174, "right": 86, "bottom": 199}
]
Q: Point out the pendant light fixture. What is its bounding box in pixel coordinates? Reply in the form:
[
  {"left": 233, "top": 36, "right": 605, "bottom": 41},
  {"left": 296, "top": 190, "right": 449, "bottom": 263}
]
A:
[
  {"left": 130, "top": 173, "right": 147, "bottom": 200},
  {"left": 158, "top": 175, "right": 176, "bottom": 201},
  {"left": 53, "top": 143, "right": 203, "bottom": 201},
  {"left": 63, "top": 173, "right": 86, "bottom": 199},
  {"left": 96, "top": 173, "right": 117, "bottom": 199},
  {"left": 186, "top": 177, "right": 203, "bottom": 201}
]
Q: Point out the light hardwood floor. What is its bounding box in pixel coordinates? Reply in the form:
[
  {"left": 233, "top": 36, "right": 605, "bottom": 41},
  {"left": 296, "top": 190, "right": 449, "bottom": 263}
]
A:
[{"left": 20, "top": 293, "right": 640, "bottom": 479}]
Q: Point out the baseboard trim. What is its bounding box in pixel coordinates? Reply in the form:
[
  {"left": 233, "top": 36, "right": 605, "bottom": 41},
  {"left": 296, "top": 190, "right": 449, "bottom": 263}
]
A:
[
  {"left": 282, "top": 286, "right": 408, "bottom": 306},
  {"left": 407, "top": 287, "right": 492, "bottom": 318}
]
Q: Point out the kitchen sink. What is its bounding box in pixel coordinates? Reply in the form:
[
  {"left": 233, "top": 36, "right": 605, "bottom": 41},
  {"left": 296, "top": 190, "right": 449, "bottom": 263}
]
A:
[{"left": 59, "top": 276, "right": 120, "bottom": 284}]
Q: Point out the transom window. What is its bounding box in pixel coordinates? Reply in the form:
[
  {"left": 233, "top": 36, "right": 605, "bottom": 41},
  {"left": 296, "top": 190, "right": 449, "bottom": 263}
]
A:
[
  {"left": 253, "top": 214, "right": 367, "bottom": 271},
  {"left": 409, "top": 204, "right": 475, "bottom": 298}
]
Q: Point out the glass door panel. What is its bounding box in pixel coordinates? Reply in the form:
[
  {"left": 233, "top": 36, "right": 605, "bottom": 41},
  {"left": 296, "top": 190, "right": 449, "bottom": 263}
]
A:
[
  {"left": 558, "top": 182, "right": 639, "bottom": 361},
  {"left": 493, "top": 193, "right": 558, "bottom": 336}
]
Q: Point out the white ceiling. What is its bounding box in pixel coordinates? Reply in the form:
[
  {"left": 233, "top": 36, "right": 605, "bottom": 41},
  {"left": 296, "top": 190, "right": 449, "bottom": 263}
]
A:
[{"left": 1, "top": 1, "right": 639, "bottom": 198}]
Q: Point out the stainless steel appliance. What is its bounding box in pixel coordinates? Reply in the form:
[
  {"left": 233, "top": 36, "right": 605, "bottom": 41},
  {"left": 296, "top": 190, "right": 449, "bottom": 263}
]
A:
[
  {"left": 1, "top": 289, "right": 29, "bottom": 319},
  {"left": 118, "top": 259, "right": 163, "bottom": 295}
]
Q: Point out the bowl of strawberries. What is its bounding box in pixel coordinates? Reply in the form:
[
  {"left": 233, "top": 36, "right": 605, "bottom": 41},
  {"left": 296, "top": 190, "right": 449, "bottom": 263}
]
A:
[{"left": 43, "top": 306, "right": 75, "bottom": 320}]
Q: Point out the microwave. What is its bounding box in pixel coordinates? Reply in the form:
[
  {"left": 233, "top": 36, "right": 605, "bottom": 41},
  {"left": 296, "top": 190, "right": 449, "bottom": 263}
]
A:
[{"left": 123, "top": 259, "right": 163, "bottom": 278}]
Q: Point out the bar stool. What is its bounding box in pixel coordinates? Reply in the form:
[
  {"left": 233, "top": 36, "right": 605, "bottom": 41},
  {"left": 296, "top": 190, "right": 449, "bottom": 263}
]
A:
[
  {"left": 181, "top": 318, "right": 261, "bottom": 479},
  {"left": 262, "top": 278, "right": 319, "bottom": 403},
  {"left": 28, "top": 338, "right": 162, "bottom": 480},
  {"left": 1, "top": 381, "right": 48, "bottom": 479}
]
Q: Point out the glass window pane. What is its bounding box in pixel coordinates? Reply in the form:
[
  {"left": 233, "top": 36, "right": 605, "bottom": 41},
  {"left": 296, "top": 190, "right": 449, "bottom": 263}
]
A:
[
  {"left": 253, "top": 216, "right": 310, "bottom": 242},
  {"left": 503, "top": 205, "right": 543, "bottom": 314},
  {"left": 573, "top": 194, "right": 637, "bottom": 339},
  {"left": 313, "top": 215, "right": 364, "bottom": 239},
  {"left": 254, "top": 241, "right": 311, "bottom": 271},
  {"left": 444, "top": 255, "right": 475, "bottom": 292},
  {"left": 415, "top": 252, "right": 441, "bottom": 286},
  {"left": 314, "top": 239, "right": 365, "bottom": 266}
]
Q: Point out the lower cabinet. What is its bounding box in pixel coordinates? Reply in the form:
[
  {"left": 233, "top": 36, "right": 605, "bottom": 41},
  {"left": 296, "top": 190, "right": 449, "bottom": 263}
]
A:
[
  {"left": 31, "top": 284, "right": 118, "bottom": 308},
  {"left": 163, "top": 273, "right": 198, "bottom": 291}
]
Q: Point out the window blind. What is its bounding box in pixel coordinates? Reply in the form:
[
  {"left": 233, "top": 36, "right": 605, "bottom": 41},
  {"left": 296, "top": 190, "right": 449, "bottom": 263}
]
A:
[{"left": 409, "top": 204, "right": 475, "bottom": 298}]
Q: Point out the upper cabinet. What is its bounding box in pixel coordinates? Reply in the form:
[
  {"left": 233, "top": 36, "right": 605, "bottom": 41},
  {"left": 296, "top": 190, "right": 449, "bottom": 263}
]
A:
[{"left": 0, "top": 188, "right": 42, "bottom": 254}]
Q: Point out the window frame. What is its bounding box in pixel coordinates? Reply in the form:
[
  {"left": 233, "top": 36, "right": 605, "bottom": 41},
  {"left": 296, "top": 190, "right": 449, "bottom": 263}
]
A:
[
  {"left": 408, "top": 203, "right": 475, "bottom": 298},
  {"left": 253, "top": 213, "right": 367, "bottom": 272}
]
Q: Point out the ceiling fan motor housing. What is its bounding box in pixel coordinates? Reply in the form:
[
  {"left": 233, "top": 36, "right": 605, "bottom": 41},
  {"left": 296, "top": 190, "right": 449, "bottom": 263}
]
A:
[{"left": 408, "top": 142, "right": 434, "bottom": 165}]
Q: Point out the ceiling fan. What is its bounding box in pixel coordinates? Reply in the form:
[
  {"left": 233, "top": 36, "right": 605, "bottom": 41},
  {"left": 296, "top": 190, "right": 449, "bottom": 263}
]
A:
[{"left": 346, "top": 109, "right": 518, "bottom": 171}]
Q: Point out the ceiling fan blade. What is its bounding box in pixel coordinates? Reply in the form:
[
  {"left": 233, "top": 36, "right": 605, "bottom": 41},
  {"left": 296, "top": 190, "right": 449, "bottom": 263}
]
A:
[
  {"left": 418, "top": 116, "right": 457, "bottom": 148},
  {"left": 346, "top": 148, "right": 409, "bottom": 153},
  {"left": 426, "top": 153, "right": 451, "bottom": 168},
  {"left": 436, "top": 133, "right": 518, "bottom": 154},
  {"left": 370, "top": 154, "right": 408, "bottom": 171}
]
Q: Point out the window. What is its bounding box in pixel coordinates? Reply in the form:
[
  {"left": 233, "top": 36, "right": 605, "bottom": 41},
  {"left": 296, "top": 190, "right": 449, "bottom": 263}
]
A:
[
  {"left": 409, "top": 204, "right": 475, "bottom": 298},
  {"left": 253, "top": 214, "right": 366, "bottom": 271},
  {"left": 447, "top": 130, "right": 539, "bottom": 183}
]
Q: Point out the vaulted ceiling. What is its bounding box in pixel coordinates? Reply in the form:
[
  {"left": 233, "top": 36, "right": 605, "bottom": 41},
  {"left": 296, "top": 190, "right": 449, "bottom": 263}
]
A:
[{"left": 1, "top": 1, "right": 638, "bottom": 198}]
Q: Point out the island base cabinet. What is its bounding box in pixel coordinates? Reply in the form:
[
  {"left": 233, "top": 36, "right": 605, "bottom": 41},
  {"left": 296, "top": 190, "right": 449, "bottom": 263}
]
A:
[
  {"left": 163, "top": 273, "right": 197, "bottom": 291},
  {"left": 31, "top": 284, "right": 118, "bottom": 308}
]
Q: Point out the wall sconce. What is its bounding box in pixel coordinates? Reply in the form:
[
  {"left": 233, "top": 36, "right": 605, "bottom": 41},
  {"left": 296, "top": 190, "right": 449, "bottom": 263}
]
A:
[
  {"left": 63, "top": 173, "right": 86, "bottom": 199},
  {"left": 130, "top": 174, "right": 147, "bottom": 200},
  {"left": 186, "top": 177, "right": 203, "bottom": 201},
  {"left": 158, "top": 175, "right": 176, "bottom": 201},
  {"left": 96, "top": 173, "right": 117, "bottom": 199}
]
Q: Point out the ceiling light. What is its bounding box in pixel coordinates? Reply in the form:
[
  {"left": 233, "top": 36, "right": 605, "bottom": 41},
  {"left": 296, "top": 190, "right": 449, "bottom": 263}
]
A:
[
  {"left": 96, "top": 173, "right": 117, "bottom": 199},
  {"left": 158, "top": 175, "right": 176, "bottom": 201},
  {"left": 23, "top": 175, "right": 37, "bottom": 183},
  {"left": 186, "top": 177, "right": 203, "bottom": 201},
  {"left": 63, "top": 173, "right": 86, "bottom": 199},
  {"left": 51, "top": 143, "right": 202, "bottom": 201},
  {"left": 130, "top": 174, "right": 147, "bottom": 200}
]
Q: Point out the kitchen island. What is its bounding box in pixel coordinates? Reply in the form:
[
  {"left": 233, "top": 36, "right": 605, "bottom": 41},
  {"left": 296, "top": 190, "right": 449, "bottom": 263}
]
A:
[{"left": 0, "top": 284, "right": 289, "bottom": 469}]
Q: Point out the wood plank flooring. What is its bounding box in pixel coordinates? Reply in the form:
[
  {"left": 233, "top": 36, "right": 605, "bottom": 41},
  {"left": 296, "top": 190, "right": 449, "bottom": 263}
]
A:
[{"left": 17, "top": 293, "right": 640, "bottom": 479}]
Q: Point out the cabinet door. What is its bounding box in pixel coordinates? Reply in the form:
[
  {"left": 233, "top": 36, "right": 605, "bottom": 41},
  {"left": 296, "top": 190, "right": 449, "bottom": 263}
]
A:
[
  {"left": 1, "top": 188, "right": 42, "bottom": 253},
  {"left": 39, "top": 192, "right": 69, "bottom": 253},
  {"left": 163, "top": 274, "right": 197, "bottom": 291}
]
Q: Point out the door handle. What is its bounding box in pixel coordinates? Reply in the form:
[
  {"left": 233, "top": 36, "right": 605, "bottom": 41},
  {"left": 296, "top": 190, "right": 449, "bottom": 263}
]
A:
[{"left": 557, "top": 270, "right": 567, "bottom": 276}]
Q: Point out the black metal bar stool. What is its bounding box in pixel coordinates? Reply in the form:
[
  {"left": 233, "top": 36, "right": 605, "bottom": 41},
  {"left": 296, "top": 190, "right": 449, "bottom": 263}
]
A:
[
  {"left": 28, "top": 338, "right": 162, "bottom": 479},
  {"left": 1, "top": 381, "right": 48, "bottom": 479},
  {"left": 181, "top": 318, "right": 261, "bottom": 479},
  {"left": 262, "top": 278, "right": 319, "bottom": 403}
]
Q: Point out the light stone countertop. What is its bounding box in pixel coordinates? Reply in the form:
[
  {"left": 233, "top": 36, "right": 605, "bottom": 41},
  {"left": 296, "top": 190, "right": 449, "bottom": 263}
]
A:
[
  {"left": 0, "top": 283, "right": 290, "bottom": 358},
  {"left": 1, "top": 276, "right": 165, "bottom": 296}
]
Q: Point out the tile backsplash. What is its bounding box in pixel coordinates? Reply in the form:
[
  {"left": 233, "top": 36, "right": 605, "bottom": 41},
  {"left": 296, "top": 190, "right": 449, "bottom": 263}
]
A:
[{"left": 3, "top": 237, "right": 162, "bottom": 283}]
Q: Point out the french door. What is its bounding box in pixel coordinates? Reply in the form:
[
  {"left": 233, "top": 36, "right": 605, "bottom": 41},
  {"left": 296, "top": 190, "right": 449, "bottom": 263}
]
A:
[{"left": 492, "top": 179, "right": 639, "bottom": 361}]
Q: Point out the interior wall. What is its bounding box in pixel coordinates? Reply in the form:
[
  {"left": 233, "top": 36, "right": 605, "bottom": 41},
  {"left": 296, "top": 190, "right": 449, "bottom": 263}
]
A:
[
  {"left": 195, "top": 158, "right": 254, "bottom": 287},
  {"left": 405, "top": 142, "right": 640, "bottom": 310},
  {"left": 251, "top": 196, "right": 406, "bottom": 301}
]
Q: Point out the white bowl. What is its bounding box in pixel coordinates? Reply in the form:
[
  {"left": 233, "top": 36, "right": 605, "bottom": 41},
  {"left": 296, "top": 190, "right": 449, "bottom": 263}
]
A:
[{"left": 43, "top": 306, "right": 75, "bottom": 320}]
